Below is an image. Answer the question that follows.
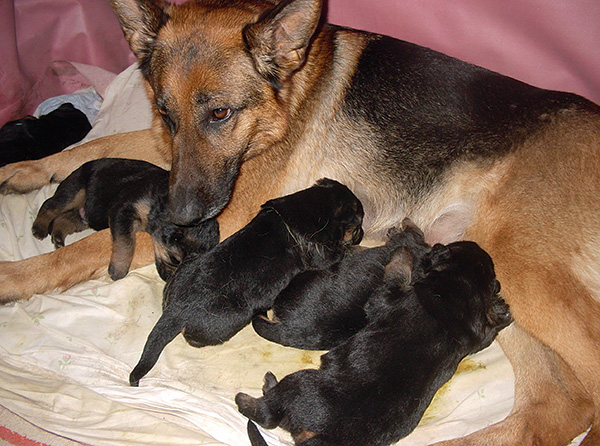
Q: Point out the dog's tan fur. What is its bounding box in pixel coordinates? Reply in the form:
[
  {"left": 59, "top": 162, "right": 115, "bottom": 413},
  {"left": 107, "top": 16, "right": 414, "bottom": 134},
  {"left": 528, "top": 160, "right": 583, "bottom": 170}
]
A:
[{"left": 1, "top": 0, "right": 600, "bottom": 444}]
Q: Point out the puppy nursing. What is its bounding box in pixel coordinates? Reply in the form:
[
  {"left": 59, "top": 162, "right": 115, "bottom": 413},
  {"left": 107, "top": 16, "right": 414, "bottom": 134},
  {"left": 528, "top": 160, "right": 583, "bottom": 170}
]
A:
[
  {"left": 252, "top": 221, "right": 430, "bottom": 350},
  {"left": 32, "top": 158, "right": 219, "bottom": 281},
  {"left": 129, "top": 179, "right": 364, "bottom": 386},
  {"left": 236, "top": 228, "right": 512, "bottom": 446}
]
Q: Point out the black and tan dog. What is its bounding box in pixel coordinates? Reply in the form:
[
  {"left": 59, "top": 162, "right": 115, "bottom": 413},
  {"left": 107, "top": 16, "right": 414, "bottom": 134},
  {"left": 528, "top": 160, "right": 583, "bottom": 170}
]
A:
[
  {"left": 236, "top": 240, "right": 512, "bottom": 446},
  {"left": 252, "top": 219, "right": 430, "bottom": 350},
  {"left": 32, "top": 158, "right": 219, "bottom": 281},
  {"left": 1, "top": 0, "right": 600, "bottom": 443},
  {"left": 129, "top": 178, "right": 364, "bottom": 386}
]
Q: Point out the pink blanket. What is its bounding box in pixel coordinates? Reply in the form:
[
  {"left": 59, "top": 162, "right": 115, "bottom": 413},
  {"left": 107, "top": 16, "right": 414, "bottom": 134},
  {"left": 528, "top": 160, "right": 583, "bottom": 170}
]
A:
[{"left": 1, "top": 0, "right": 598, "bottom": 128}]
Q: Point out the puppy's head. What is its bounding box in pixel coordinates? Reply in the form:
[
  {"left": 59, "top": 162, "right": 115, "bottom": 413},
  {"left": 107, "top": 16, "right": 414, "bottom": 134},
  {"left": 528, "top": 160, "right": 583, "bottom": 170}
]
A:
[
  {"left": 153, "top": 218, "right": 220, "bottom": 281},
  {"left": 418, "top": 241, "right": 512, "bottom": 352},
  {"left": 261, "top": 178, "right": 364, "bottom": 265}
]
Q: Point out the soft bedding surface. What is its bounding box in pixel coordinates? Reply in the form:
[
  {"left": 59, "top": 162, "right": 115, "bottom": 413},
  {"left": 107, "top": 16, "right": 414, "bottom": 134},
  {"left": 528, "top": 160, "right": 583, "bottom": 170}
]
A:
[{"left": 0, "top": 63, "right": 587, "bottom": 446}]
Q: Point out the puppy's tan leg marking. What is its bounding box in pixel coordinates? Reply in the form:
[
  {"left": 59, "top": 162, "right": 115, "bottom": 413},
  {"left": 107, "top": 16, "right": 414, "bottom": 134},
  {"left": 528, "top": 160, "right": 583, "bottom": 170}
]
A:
[
  {"left": 109, "top": 204, "right": 147, "bottom": 280},
  {"left": 109, "top": 237, "right": 136, "bottom": 281},
  {"left": 0, "top": 128, "right": 170, "bottom": 195},
  {"left": 437, "top": 112, "right": 600, "bottom": 445},
  {"left": 0, "top": 230, "right": 155, "bottom": 303}
]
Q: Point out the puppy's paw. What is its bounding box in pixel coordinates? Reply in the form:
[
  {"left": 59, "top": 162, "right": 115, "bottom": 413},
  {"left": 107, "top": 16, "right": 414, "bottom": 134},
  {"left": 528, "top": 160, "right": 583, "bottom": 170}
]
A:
[
  {"left": 0, "top": 160, "right": 57, "bottom": 195},
  {"left": 386, "top": 226, "right": 400, "bottom": 238},
  {"left": 50, "top": 231, "right": 66, "bottom": 249},
  {"left": 31, "top": 221, "right": 50, "bottom": 241}
]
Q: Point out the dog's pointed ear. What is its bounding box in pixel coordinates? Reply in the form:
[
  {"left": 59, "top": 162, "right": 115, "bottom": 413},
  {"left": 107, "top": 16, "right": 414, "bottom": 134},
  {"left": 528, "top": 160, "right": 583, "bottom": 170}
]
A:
[
  {"left": 243, "top": 0, "right": 322, "bottom": 88},
  {"left": 110, "top": 0, "right": 169, "bottom": 65}
]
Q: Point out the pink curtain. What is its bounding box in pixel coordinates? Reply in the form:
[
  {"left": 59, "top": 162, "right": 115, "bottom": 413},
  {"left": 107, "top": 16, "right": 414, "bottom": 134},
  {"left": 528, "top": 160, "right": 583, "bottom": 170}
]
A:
[
  {"left": 326, "top": 0, "right": 600, "bottom": 104},
  {"left": 0, "top": 0, "right": 135, "bottom": 126},
  {"left": 1, "top": 0, "right": 598, "bottom": 128}
]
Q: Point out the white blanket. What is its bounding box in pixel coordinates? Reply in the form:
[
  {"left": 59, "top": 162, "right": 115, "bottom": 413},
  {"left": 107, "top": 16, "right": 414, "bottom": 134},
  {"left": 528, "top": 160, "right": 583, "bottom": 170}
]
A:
[{"left": 0, "top": 64, "right": 571, "bottom": 446}]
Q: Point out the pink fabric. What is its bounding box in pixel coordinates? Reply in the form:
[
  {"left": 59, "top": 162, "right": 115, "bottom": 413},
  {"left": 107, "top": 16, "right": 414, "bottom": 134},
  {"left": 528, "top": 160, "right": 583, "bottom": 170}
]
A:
[
  {"left": 1, "top": 1, "right": 598, "bottom": 128},
  {"left": 326, "top": 0, "right": 600, "bottom": 105},
  {"left": 0, "top": 0, "right": 136, "bottom": 126}
]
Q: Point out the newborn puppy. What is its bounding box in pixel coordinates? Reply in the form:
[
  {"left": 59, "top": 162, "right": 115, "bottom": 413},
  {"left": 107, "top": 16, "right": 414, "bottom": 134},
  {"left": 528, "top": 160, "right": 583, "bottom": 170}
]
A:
[
  {"left": 129, "top": 178, "right": 364, "bottom": 387},
  {"left": 236, "top": 239, "right": 512, "bottom": 446},
  {"left": 0, "top": 103, "right": 91, "bottom": 167},
  {"left": 252, "top": 219, "right": 430, "bottom": 350},
  {"left": 32, "top": 158, "right": 219, "bottom": 281}
]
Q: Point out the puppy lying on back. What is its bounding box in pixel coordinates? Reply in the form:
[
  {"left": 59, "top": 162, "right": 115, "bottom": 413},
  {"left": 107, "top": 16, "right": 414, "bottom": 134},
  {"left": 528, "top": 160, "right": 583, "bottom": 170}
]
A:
[
  {"left": 236, "top": 238, "right": 512, "bottom": 446},
  {"left": 32, "top": 158, "right": 219, "bottom": 281},
  {"left": 129, "top": 178, "right": 365, "bottom": 387},
  {"left": 252, "top": 219, "right": 430, "bottom": 350}
]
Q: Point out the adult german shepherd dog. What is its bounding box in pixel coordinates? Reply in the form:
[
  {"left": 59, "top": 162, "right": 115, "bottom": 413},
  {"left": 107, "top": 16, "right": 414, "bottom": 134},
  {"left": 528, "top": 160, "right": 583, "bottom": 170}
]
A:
[{"left": 0, "top": 0, "right": 599, "bottom": 444}]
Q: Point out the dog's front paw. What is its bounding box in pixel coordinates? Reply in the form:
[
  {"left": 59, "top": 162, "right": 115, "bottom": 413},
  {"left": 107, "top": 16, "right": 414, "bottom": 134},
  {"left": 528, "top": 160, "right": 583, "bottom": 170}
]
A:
[{"left": 0, "top": 160, "right": 58, "bottom": 195}]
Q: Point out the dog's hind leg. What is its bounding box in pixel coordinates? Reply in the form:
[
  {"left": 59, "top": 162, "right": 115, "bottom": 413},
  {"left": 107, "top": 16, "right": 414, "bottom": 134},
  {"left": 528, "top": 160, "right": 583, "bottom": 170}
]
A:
[
  {"left": 129, "top": 311, "right": 185, "bottom": 387},
  {"left": 432, "top": 324, "right": 593, "bottom": 446},
  {"left": 0, "top": 230, "right": 155, "bottom": 303}
]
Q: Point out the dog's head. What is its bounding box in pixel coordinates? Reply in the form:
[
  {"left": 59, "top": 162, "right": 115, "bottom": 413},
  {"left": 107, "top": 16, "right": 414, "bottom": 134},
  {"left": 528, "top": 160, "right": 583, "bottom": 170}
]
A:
[
  {"left": 153, "top": 218, "right": 220, "bottom": 281},
  {"left": 111, "top": 0, "right": 323, "bottom": 225},
  {"left": 416, "top": 241, "right": 512, "bottom": 352},
  {"left": 261, "top": 178, "right": 364, "bottom": 266}
]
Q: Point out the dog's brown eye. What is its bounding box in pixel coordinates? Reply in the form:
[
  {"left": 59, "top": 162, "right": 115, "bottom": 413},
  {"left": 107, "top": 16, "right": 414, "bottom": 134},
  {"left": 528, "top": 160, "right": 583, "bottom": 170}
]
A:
[{"left": 211, "top": 108, "right": 232, "bottom": 121}]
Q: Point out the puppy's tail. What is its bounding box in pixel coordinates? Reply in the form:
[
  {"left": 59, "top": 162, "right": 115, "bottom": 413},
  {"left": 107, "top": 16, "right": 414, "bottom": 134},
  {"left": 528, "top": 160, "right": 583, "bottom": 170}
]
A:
[
  {"left": 129, "top": 311, "right": 184, "bottom": 387},
  {"left": 247, "top": 420, "right": 269, "bottom": 446}
]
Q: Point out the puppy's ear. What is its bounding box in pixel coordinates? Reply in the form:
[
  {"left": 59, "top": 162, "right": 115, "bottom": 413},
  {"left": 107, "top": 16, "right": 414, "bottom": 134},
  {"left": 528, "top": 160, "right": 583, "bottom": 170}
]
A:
[
  {"left": 243, "top": 0, "right": 322, "bottom": 88},
  {"left": 110, "top": 0, "right": 169, "bottom": 69}
]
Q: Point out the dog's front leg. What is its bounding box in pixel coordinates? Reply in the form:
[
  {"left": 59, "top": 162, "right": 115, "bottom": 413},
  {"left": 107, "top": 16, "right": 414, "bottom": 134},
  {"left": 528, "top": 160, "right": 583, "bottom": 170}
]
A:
[
  {"left": 0, "top": 129, "right": 170, "bottom": 194},
  {"left": 0, "top": 230, "right": 155, "bottom": 303}
]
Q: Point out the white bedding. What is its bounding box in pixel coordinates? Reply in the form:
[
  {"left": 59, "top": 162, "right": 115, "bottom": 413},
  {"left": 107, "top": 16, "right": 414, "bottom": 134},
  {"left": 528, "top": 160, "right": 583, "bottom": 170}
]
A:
[{"left": 0, "top": 64, "right": 554, "bottom": 446}]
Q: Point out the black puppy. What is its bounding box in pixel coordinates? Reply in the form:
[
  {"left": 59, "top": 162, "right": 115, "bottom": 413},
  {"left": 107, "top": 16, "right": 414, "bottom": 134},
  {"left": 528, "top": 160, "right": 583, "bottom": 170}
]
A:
[
  {"left": 252, "top": 219, "right": 430, "bottom": 350},
  {"left": 0, "top": 103, "right": 91, "bottom": 167},
  {"left": 32, "top": 158, "right": 219, "bottom": 281},
  {"left": 129, "top": 178, "right": 364, "bottom": 387},
  {"left": 236, "top": 240, "right": 512, "bottom": 446}
]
